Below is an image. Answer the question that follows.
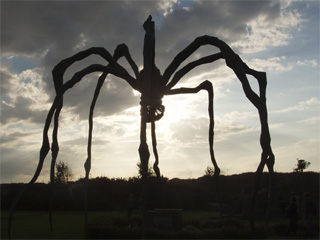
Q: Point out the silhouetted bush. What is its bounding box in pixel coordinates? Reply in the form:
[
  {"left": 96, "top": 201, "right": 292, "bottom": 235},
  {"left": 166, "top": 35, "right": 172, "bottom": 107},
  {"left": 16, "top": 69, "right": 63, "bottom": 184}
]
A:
[{"left": 86, "top": 214, "right": 142, "bottom": 239}]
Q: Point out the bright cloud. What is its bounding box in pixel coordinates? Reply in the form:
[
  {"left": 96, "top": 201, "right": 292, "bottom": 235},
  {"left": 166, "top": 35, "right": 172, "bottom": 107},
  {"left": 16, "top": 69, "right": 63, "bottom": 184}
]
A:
[
  {"left": 276, "top": 97, "right": 320, "bottom": 113},
  {"left": 233, "top": 1, "right": 305, "bottom": 53},
  {"left": 297, "top": 59, "right": 318, "bottom": 67},
  {"left": 246, "top": 56, "right": 293, "bottom": 72}
]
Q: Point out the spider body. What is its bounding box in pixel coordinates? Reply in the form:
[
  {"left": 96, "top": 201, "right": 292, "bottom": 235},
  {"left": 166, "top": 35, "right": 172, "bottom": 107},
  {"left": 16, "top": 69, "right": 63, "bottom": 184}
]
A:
[
  {"left": 9, "top": 15, "right": 275, "bottom": 238},
  {"left": 138, "top": 67, "right": 165, "bottom": 122}
]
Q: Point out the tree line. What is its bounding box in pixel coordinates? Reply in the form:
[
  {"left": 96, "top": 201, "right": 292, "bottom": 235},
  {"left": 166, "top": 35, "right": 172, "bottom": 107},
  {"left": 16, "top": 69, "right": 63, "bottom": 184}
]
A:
[{"left": 1, "top": 171, "right": 318, "bottom": 216}]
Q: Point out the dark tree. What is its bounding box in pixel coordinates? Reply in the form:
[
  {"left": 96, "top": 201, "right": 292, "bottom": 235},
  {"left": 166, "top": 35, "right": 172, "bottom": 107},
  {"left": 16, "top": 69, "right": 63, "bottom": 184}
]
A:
[
  {"left": 137, "top": 161, "right": 155, "bottom": 178},
  {"left": 205, "top": 166, "right": 215, "bottom": 177},
  {"left": 55, "top": 161, "right": 73, "bottom": 184},
  {"left": 294, "top": 159, "right": 311, "bottom": 173}
]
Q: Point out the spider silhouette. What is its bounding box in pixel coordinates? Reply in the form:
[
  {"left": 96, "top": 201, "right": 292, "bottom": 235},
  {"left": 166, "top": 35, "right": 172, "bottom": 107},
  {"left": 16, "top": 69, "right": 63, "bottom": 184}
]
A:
[{"left": 9, "top": 16, "right": 275, "bottom": 237}]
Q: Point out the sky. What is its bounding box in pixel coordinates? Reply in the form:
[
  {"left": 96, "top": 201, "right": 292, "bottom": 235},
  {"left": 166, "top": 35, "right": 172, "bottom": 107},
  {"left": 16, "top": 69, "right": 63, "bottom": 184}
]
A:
[{"left": 1, "top": 0, "right": 319, "bottom": 183}]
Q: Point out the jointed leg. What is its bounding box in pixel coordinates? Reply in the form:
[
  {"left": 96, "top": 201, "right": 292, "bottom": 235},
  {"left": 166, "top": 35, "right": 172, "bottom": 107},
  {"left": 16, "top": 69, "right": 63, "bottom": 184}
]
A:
[
  {"left": 138, "top": 116, "right": 150, "bottom": 239},
  {"left": 165, "top": 53, "right": 222, "bottom": 90},
  {"left": 151, "top": 121, "right": 168, "bottom": 208},
  {"left": 8, "top": 49, "right": 138, "bottom": 237},
  {"left": 163, "top": 35, "right": 240, "bottom": 88},
  {"left": 265, "top": 151, "right": 275, "bottom": 225},
  {"left": 52, "top": 47, "right": 138, "bottom": 89},
  {"left": 50, "top": 44, "right": 139, "bottom": 219},
  {"left": 226, "top": 55, "right": 275, "bottom": 231},
  {"left": 165, "top": 80, "right": 222, "bottom": 216},
  {"left": 164, "top": 34, "right": 275, "bottom": 231},
  {"left": 151, "top": 122, "right": 160, "bottom": 178},
  {"left": 165, "top": 80, "right": 220, "bottom": 175},
  {"left": 83, "top": 44, "right": 140, "bottom": 224},
  {"left": 83, "top": 72, "right": 107, "bottom": 224}
]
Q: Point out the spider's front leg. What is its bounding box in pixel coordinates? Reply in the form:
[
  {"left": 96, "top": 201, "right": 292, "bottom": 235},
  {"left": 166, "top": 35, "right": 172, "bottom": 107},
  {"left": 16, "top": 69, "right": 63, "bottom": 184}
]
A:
[
  {"left": 165, "top": 80, "right": 220, "bottom": 176},
  {"left": 165, "top": 80, "right": 222, "bottom": 217},
  {"left": 138, "top": 115, "right": 150, "bottom": 180},
  {"left": 138, "top": 108, "right": 150, "bottom": 239},
  {"left": 151, "top": 122, "right": 160, "bottom": 178},
  {"left": 139, "top": 104, "right": 165, "bottom": 179}
]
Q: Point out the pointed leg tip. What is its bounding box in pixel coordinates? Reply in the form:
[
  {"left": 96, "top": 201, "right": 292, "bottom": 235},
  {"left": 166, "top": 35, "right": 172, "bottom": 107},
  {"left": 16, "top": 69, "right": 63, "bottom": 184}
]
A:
[{"left": 214, "top": 168, "right": 221, "bottom": 176}]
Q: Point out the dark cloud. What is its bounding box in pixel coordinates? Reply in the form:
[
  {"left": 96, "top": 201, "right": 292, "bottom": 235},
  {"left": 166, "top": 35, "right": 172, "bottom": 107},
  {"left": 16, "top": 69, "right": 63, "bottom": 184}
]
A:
[
  {"left": 1, "top": 0, "right": 288, "bottom": 126},
  {"left": 1, "top": 130, "right": 34, "bottom": 146},
  {"left": 0, "top": 146, "right": 44, "bottom": 183},
  {"left": 1, "top": 1, "right": 157, "bottom": 56},
  {"left": 1, "top": 1, "right": 161, "bottom": 125},
  {"left": 0, "top": 0, "right": 311, "bottom": 128},
  {"left": 0, "top": 70, "right": 13, "bottom": 103},
  {"left": 1, "top": 96, "right": 48, "bottom": 125},
  {"left": 156, "top": 1, "right": 280, "bottom": 52}
]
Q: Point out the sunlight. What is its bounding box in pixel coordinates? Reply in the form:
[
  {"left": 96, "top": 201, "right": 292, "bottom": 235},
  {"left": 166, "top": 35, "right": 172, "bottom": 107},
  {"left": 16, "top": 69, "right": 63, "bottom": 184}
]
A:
[{"left": 158, "top": 95, "right": 196, "bottom": 135}]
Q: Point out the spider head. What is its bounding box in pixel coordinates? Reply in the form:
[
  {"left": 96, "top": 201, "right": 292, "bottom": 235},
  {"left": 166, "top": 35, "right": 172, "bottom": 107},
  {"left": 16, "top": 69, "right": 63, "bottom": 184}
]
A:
[{"left": 139, "top": 66, "right": 166, "bottom": 122}]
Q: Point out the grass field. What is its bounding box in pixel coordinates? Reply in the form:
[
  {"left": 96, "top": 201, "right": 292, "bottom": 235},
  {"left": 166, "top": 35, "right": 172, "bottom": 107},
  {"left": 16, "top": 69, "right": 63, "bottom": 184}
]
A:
[
  {"left": 1, "top": 210, "right": 319, "bottom": 239},
  {"left": 1, "top": 210, "right": 219, "bottom": 239},
  {"left": 2, "top": 211, "right": 87, "bottom": 239}
]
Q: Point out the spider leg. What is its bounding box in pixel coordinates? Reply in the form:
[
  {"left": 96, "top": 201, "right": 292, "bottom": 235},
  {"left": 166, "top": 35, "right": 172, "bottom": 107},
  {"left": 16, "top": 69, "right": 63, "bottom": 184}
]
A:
[
  {"left": 164, "top": 35, "right": 274, "bottom": 231},
  {"left": 165, "top": 80, "right": 220, "bottom": 175},
  {"left": 83, "top": 71, "right": 107, "bottom": 224},
  {"left": 151, "top": 121, "right": 160, "bottom": 178},
  {"left": 165, "top": 52, "right": 223, "bottom": 91},
  {"left": 225, "top": 55, "right": 275, "bottom": 231},
  {"left": 84, "top": 44, "right": 140, "bottom": 178},
  {"left": 53, "top": 47, "right": 139, "bottom": 91},
  {"left": 83, "top": 44, "right": 139, "bottom": 223},
  {"left": 47, "top": 45, "right": 140, "bottom": 229},
  {"left": 8, "top": 63, "right": 134, "bottom": 238},
  {"left": 151, "top": 121, "right": 168, "bottom": 209},
  {"left": 138, "top": 117, "right": 150, "bottom": 239},
  {"left": 113, "top": 44, "right": 139, "bottom": 78},
  {"left": 165, "top": 80, "right": 223, "bottom": 216},
  {"left": 50, "top": 45, "right": 140, "bottom": 193},
  {"left": 163, "top": 35, "right": 231, "bottom": 85}
]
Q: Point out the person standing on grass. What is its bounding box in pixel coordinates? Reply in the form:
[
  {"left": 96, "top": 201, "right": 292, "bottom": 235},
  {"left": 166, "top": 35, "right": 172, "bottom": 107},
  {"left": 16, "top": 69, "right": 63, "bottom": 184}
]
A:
[
  {"left": 304, "top": 192, "right": 316, "bottom": 232},
  {"left": 286, "top": 195, "right": 298, "bottom": 236}
]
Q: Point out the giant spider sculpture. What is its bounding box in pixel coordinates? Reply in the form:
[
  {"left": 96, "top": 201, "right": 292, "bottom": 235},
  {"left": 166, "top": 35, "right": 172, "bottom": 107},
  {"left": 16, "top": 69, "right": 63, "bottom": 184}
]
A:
[{"left": 9, "top": 16, "right": 275, "bottom": 237}]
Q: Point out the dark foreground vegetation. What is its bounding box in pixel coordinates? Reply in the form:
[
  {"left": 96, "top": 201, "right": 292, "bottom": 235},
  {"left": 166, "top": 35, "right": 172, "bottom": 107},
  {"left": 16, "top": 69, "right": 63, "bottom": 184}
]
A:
[{"left": 1, "top": 172, "right": 319, "bottom": 239}]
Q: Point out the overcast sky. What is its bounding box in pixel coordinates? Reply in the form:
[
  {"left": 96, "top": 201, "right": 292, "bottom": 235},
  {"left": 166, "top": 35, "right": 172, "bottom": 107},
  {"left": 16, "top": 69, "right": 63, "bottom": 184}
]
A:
[{"left": 1, "top": 0, "right": 319, "bottom": 183}]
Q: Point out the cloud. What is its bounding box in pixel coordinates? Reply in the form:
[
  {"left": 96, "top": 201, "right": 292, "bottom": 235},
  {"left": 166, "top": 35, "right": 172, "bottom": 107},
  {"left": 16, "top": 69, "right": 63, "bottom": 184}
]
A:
[
  {"left": 1, "top": 1, "right": 159, "bottom": 125},
  {"left": 296, "top": 59, "right": 318, "bottom": 67},
  {"left": 275, "top": 97, "right": 320, "bottom": 113},
  {"left": 245, "top": 56, "right": 294, "bottom": 72},
  {"left": 155, "top": 1, "right": 287, "bottom": 61},
  {"left": 158, "top": 0, "right": 179, "bottom": 16},
  {"left": 1, "top": 1, "right": 157, "bottom": 57},
  {"left": 1, "top": 129, "right": 40, "bottom": 149},
  {"left": 223, "top": 111, "right": 258, "bottom": 121},
  {"left": 298, "top": 117, "right": 320, "bottom": 125},
  {"left": 0, "top": 68, "right": 50, "bottom": 125},
  {"left": 168, "top": 113, "right": 258, "bottom": 145},
  {"left": 232, "top": 1, "right": 305, "bottom": 53},
  {"left": 244, "top": 56, "right": 318, "bottom": 74}
]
